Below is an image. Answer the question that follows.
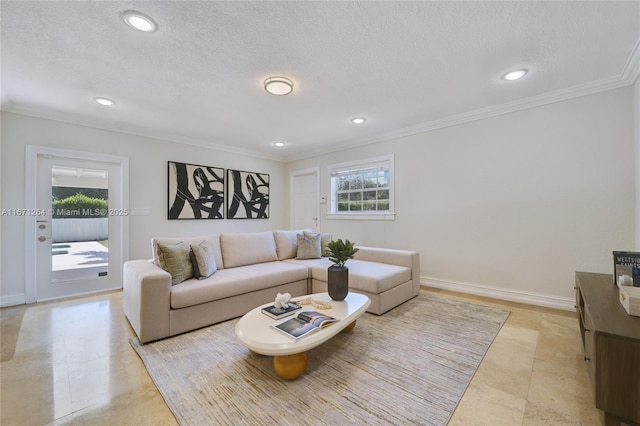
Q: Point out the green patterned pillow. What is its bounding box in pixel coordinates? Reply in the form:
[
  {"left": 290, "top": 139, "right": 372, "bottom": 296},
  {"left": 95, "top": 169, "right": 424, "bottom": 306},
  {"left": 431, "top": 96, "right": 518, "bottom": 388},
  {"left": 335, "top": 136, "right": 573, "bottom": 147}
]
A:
[
  {"left": 156, "top": 242, "right": 193, "bottom": 285},
  {"left": 190, "top": 241, "right": 217, "bottom": 279}
]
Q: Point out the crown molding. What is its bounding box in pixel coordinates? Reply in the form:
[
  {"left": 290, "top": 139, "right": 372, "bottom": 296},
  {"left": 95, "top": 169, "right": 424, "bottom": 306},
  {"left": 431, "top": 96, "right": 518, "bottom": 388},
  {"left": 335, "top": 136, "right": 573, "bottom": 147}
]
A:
[
  {"left": 0, "top": 105, "right": 285, "bottom": 162},
  {"left": 287, "top": 76, "right": 637, "bottom": 162},
  {"left": 6, "top": 38, "right": 640, "bottom": 165},
  {"left": 286, "top": 38, "right": 640, "bottom": 162}
]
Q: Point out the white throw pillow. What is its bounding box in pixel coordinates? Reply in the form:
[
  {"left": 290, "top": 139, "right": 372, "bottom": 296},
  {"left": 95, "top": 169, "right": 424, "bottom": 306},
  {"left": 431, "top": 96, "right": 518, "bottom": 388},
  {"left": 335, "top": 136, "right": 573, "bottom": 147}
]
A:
[
  {"left": 274, "top": 229, "right": 311, "bottom": 260},
  {"left": 296, "top": 232, "right": 322, "bottom": 259}
]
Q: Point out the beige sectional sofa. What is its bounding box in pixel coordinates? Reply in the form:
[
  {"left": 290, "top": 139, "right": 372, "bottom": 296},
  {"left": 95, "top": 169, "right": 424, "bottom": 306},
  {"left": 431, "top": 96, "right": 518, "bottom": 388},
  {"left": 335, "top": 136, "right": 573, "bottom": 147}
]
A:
[{"left": 123, "top": 230, "right": 420, "bottom": 343}]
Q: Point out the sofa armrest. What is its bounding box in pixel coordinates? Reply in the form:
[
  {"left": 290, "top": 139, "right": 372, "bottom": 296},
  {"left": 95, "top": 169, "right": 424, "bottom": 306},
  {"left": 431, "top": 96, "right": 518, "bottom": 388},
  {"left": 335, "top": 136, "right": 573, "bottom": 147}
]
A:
[
  {"left": 354, "top": 246, "right": 421, "bottom": 295},
  {"left": 123, "top": 260, "right": 171, "bottom": 343}
]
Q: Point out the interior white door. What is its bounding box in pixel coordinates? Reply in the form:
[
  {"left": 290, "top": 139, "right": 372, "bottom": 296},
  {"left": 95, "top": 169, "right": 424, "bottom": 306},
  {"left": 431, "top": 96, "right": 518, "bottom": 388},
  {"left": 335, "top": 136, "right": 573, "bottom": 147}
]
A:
[
  {"left": 290, "top": 168, "right": 320, "bottom": 232},
  {"left": 35, "top": 155, "right": 124, "bottom": 301}
]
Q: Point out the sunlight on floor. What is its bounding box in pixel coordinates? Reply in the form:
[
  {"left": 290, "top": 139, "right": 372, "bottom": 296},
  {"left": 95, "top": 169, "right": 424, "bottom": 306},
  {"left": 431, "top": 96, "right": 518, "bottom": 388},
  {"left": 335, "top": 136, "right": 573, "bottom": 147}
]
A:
[{"left": 52, "top": 241, "right": 108, "bottom": 271}]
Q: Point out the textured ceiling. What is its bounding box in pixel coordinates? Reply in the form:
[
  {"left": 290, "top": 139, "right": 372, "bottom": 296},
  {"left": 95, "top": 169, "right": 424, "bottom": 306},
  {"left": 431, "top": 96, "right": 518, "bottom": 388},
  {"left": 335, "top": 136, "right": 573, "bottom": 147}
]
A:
[{"left": 2, "top": 1, "right": 639, "bottom": 161}]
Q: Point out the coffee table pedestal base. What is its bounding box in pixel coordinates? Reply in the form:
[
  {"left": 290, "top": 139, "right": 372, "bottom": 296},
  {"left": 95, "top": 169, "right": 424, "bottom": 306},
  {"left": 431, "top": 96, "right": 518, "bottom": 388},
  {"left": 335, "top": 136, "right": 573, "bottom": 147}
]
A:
[
  {"left": 273, "top": 352, "right": 308, "bottom": 380},
  {"left": 342, "top": 319, "right": 357, "bottom": 332}
]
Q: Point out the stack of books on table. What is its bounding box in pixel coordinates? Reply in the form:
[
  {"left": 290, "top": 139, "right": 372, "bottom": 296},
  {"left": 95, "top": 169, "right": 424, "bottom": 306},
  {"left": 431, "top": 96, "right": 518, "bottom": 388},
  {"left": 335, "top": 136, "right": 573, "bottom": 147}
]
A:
[{"left": 261, "top": 302, "right": 302, "bottom": 319}]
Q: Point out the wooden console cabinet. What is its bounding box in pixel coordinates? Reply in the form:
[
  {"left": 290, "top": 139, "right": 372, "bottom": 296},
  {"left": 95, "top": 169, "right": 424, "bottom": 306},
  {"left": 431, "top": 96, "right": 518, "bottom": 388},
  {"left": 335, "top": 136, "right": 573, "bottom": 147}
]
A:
[{"left": 575, "top": 272, "right": 640, "bottom": 426}]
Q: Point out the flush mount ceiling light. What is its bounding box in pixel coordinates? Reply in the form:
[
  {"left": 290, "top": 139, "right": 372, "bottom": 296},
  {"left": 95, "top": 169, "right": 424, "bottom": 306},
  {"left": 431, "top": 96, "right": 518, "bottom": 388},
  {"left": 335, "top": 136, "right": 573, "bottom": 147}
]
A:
[
  {"left": 273, "top": 141, "right": 286, "bottom": 147},
  {"left": 264, "top": 76, "right": 294, "bottom": 96},
  {"left": 351, "top": 117, "right": 367, "bottom": 124},
  {"left": 502, "top": 69, "right": 528, "bottom": 81},
  {"left": 122, "top": 10, "right": 158, "bottom": 32},
  {"left": 94, "top": 97, "right": 116, "bottom": 106}
]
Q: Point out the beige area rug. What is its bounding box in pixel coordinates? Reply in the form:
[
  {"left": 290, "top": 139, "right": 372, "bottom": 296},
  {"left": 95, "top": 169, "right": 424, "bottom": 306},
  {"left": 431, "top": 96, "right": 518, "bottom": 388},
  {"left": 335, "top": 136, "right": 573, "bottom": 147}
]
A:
[{"left": 130, "top": 294, "right": 509, "bottom": 426}]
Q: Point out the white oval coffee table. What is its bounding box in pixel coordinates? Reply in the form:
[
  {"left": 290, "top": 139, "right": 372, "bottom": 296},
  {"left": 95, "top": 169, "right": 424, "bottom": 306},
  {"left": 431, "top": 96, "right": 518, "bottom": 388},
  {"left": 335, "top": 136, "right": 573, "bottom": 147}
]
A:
[{"left": 235, "top": 292, "right": 370, "bottom": 380}]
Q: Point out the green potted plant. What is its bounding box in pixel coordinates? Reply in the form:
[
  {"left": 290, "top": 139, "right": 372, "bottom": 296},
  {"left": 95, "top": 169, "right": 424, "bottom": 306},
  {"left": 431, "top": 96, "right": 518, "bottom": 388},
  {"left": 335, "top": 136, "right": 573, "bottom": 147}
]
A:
[{"left": 324, "top": 239, "right": 359, "bottom": 301}]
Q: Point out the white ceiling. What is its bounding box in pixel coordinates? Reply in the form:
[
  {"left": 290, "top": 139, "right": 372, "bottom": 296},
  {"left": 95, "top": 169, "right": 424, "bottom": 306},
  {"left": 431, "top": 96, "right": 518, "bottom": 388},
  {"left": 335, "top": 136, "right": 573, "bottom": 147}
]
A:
[{"left": 2, "top": 1, "right": 639, "bottom": 162}]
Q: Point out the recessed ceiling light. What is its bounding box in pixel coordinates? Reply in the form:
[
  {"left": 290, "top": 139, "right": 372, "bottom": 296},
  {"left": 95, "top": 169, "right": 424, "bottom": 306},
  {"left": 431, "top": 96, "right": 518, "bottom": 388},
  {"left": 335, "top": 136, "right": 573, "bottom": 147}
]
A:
[
  {"left": 264, "top": 76, "right": 294, "bottom": 96},
  {"left": 94, "top": 97, "right": 116, "bottom": 106},
  {"left": 122, "top": 10, "right": 158, "bottom": 32},
  {"left": 351, "top": 117, "right": 367, "bottom": 124},
  {"left": 502, "top": 69, "right": 528, "bottom": 81},
  {"left": 273, "top": 141, "right": 286, "bottom": 147}
]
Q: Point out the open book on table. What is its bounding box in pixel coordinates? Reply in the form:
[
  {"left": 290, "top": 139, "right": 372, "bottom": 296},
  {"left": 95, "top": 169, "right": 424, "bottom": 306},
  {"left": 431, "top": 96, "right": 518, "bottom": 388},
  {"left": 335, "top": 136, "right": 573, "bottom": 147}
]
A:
[{"left": 271, "top": 310, "right": 339, "bottom": 340}]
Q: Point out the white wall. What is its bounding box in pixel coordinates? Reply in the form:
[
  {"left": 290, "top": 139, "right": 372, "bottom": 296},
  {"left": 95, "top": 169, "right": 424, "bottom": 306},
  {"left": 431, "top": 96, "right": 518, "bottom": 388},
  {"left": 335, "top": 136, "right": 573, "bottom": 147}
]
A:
[
  {"left": 288, "top": 87, "right": 636, "bottom": 309},
  {"left": 0, "top": 112, "right": 287, "bottom": 305},
  {"left": 635, "top": 78, "right": 640, "bottom": 250},
  {"left": 2, "top": 85, "right": 636, "bottom": 308}
]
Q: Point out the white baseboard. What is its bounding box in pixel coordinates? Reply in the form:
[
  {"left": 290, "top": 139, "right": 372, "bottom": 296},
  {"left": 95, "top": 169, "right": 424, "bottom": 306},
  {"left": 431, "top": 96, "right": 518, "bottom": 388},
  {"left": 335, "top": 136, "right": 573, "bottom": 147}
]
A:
[
  {"left": 422, "top": 276, "right": 575, "bottom": 312},
  {"left": 0, "top": 286, "right": 122, "bottom": 307},
  {"left": 35, "top": 286, "right": 122, "bottom": 304},
  {"left": 1, "top": 293, "right": 26, "bottom": 307}
]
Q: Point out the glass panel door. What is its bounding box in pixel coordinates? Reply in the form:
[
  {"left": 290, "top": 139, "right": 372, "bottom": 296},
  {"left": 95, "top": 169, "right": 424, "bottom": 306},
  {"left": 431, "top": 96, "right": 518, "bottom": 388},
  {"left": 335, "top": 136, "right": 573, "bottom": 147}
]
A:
[
  {"left": 35, "top": 155, "right": 122, "bottom": 301},
  {"left": 50, "top": 164, "right": 109, "bottom": 282}
]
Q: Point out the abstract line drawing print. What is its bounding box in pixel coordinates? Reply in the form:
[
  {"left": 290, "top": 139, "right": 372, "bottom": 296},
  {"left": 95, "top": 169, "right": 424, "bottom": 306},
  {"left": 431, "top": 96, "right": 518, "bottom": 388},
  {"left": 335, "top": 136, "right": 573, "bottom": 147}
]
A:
[
  {"left": 227, "top": 169, "right": 269, "bottom": 219},
  {"left": 168, "top": 161, "right": 224, "bottom": 219}
]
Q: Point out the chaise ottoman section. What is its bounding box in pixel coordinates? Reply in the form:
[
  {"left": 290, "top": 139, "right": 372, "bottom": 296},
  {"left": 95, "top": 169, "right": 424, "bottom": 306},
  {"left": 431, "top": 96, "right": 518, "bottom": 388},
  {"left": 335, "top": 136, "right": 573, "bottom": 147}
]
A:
[
  {"left": 309, "top": 259, "right": 410, "bottom": 294},
  {"left": 299, "top": 246, "right": 420, "bottom": 315},
  {"left": 306, "top": 257, "right": 416, "bottom": 315}
]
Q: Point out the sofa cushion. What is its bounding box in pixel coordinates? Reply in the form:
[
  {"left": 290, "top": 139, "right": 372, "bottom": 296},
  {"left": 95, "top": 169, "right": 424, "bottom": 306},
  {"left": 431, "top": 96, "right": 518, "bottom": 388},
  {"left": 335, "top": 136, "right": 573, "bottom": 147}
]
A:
[
  {"left": 170, "top": 261, "right": 309, "bottom": 309},
  {"left": 318, "top": 233, "right": 333, "bottom": 256},
  {"left": 273, "top": 229, "right": 311, "bottom": 260},
  {"left": 309, "top": 259, "right": 411, "bottom": 294},
  {"left": 156, "top": 242, "right": 193, "bottom": 285},
  {"left": 284, "top": 257, "right": 332, "bottom": 270},
  {"left": 220, "top": 231, "right": 278, "bottom": 268},
  {"left": 153, "top": 234, "right": 224, "bottom": 269},
  {"left": 296, "top": 232, "right": 322, "bottom": 259},
  {"left": 190, "top": 241, "right": 217, "bottom": 279}
]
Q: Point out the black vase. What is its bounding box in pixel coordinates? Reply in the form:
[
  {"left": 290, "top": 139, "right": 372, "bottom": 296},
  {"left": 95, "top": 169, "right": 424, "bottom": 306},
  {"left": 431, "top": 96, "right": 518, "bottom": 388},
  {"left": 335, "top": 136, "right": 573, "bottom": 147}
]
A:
[{"left": 328, "top": 264, "right": 349, "bottom": 301}]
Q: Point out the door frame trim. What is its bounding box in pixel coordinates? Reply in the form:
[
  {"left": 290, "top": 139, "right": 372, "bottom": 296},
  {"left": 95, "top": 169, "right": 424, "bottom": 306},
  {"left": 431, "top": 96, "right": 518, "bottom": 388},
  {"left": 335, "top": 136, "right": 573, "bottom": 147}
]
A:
[
  {"left": 289, "top": 167, "right": 320, "bottom": 231},
  {"left": 24, "top": 145, "right": 129, "bottom": 303}
]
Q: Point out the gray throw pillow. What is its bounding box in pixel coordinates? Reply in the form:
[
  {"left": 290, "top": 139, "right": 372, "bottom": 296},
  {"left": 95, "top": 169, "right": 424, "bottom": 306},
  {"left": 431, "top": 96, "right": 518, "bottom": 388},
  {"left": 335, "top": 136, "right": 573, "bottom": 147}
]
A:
[
  {"left": 156, "top": 241, "right": 193, "bottom": 285},
  {"left": 190, "top": 241, "right": 217, "bottom": 279},
  {"left": 304, "top": 231, "right": 332, "bottom": 256},
  {"left": 296, "top": 232, "right": 322, "bottom": 259}
]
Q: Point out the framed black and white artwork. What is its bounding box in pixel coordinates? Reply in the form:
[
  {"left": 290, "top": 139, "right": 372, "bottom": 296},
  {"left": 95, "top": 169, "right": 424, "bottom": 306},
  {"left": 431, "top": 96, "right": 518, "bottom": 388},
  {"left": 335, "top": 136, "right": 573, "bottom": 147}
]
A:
[
  {"left": 226, "top": 169, "right": 269, "bottom": 219},
  {"left": 168, "top": 161, "right": 225, "bottom": 219}
]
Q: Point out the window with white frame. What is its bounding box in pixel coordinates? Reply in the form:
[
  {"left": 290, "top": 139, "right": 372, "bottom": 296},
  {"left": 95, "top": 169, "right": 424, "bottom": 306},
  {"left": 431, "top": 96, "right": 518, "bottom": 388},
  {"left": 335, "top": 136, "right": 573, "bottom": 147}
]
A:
[{"left": 327, "top": 155, "right": 394, "bottom": 219}]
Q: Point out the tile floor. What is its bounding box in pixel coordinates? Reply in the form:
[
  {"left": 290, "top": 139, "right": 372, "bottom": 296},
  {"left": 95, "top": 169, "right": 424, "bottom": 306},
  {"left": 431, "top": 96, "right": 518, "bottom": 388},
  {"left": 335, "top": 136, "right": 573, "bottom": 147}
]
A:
[{"left": 0, "top": 287, "right": 603, "bottom": 425}]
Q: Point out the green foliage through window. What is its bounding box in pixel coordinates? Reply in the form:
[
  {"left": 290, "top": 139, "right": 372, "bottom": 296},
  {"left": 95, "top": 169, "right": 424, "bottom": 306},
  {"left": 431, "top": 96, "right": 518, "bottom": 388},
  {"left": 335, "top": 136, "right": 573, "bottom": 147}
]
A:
[
  {"left": 330, "top": 158, "right": 392, "bottom": 214},
  {"left": 52, "top": 193, "right": 108, "bottom": 218},
  {"left": 52, "top": 186, "right": 108, "bottom": 201}
]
